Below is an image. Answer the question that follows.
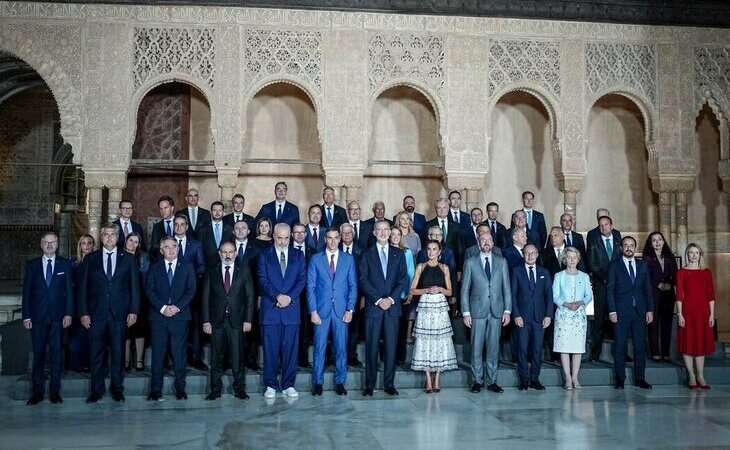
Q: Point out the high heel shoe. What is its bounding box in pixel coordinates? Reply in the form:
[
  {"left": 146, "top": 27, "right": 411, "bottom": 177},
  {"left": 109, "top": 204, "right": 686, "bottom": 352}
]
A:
[
  {"left": 699, "top": 383, "right": 711, "bottom": 390},
  {"left": 424, "top": 387, "right": 433, "bottom": 394},
  {"left": 688, "top": 383, "right": 697, "bottom": 390},
  {"left": 135, "top": 361, "right": 145, "bottom": 372}
]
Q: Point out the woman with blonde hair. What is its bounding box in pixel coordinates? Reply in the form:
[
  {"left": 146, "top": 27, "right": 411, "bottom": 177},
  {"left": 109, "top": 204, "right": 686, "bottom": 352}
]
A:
[
  {"left": 394, "top": 210, "right": 421, "bottom": 260},
  {"left": 69, "top": 234, "right": 95, "bottom": 372},
  {"left": 390, "top": 226, "right": 415, "bottom": 365}
]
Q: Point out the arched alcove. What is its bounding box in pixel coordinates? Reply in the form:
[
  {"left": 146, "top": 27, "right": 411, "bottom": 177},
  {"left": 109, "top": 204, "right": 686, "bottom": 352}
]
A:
[
  {"left": 581, "top": 93, "right": 656, "bottom": 233},
  {"left": 365, "top": 84, "right": 444, "bottom": 219},
  {"left": 488, "top": 90, "right": 560, "bottom": 225}
]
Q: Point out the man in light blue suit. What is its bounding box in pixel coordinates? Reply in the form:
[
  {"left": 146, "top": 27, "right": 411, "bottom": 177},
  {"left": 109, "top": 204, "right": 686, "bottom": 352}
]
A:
[
  {"left": 307, "top": 228, "right": 358, "bottom": 396},
  {"left": 461, "top": 232, "right": 512, "bottom": 394}
]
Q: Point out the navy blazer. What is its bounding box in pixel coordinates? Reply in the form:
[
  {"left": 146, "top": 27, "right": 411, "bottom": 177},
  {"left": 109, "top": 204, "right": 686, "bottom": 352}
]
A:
[
  {"left": 359, "top": 244, "right": 407, "bottom": 318},
  {"left": 175, "top": 206, "right": 212, "bottom": 238},
  {"left": 510, "top": 264, "right": 554, "bottom": 323},
  {"left": 322, "top": 204, "right": 348, "bottom": 229},
  {"left": 459, "top": 225, "right": 481, "bottom": 256},
  {"left": 562, "top": 230, "right": 587, "bottom": 259},
  {"left": 503, "top": 245, "right": 525, "bottom": 272},
  {"left": 22, "top": 256, "right": 74, "bottom": 322},
  {"left": 145, "top": 259, "right": 197, "bottom": 322},
  {"left": 305, "top": 225, "right": 327, "bottom": 252},
  {"left": 113, "top": 219, "right": 145, "bottom": 250},
  {"left": 587, "top": 230, "right": 622, "bottom": 283},
  {"left": 149, "top": 218, "right": 174, "bottom": 258},
  {"left": 607, "top": 258, "right": 653, "bottom": 316},
  {"left": 222, "top": 212, "right": 256, "bottom": 233},
  {"left": 448, "top": 210, "right": 471, "bottom": 230},
  {"left": 484, "top": 220, "right": 508, "bottom": 250},
  {"left": 256, "top": 200, "right": 301, "bottom": 227},
  {"left": 257, "top": 246, "right": 307, "bottom": 326},
  {"left": 505, "top": 226, "right": 541, "bottom": 249},
  {"left": 178, "top": 237, "right": 207, "bottom": 277},
  {"left": 350, "top": 220, "right": 373, "bottom": 250},
  {"left": 525, "top": 209, "right": 547, "bottom": 248},
  {"left": 198, "top": 222, "right": 234, "bottom": 268},
  {"left": 78, "top": 249, "right": 141, "bottom": 321}
]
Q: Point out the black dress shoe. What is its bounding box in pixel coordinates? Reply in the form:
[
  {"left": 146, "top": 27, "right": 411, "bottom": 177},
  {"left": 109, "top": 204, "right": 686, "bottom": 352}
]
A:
[
  {"left": 147, "top": 392, "right": 162, "bottom": 401},
  {"left": 112, "top": 392, "right": 125, "bottom": 402},
  {"left": 299, "top": 362, "right": 312, "bottom": 369},
  {"left": 530, "top": 381, "right": 546, "bottom": 391},
  {"left": 625, "top": 355, "right": 634, "bottom": 363},
  {"left": 384, "top": 387, "right": 399, "bottom": 396},
  {"left": 246, "top": 362, "right": 261, "bottom": 371},
  {"left": 614, "top": 380, "right": 625, "bottom": 389},
  {"left": 26, "top": 394, "right": 43, "bottom": 405},
  {"left": 348, "top": 358, "right": 363, "bottom": 367},
  {"left": 312, "top": 385, "right": 323, "bottom": 396},
  {"left": 176, "top": 390, "right": 188, "bottom": 400},
  {"left": 205, "top": 391, "right": 221, "bottom": 401},
  {"left": 518, "top": 381, "right": 529, "bottom": 391},
  {"left": 486, "top": 383, "right": 504, "bottom": 393},
  {"left": 192, "top": 361, "right": 209, "bottom": 371},
  {"left": 86, "top": 392, "right": 103, "bottom": 403},
  {"left": 634, "top": 379, "right": 653, "bottom": 390},
  {"left": 234, "top": 390, "right": 249, "bottom": 400},
  {"left": 470, "top": 382, "right": 483, "bottom": 393},
  {"left": 362, "top": 388, "right": 374, "bottom": 396},
  {"left": 334, "top": 384, "right": 347, "bottom": 396},
  {"left": 50, "top": 393, "right": 63, "bottom": 404}
]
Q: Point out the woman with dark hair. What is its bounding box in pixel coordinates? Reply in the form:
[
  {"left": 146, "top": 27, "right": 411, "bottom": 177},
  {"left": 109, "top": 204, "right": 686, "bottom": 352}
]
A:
[
  {"left": 124, "top": 232, "right": 150, "bottom": 371},
  {"left": 642, "top": 232, "right": 678, "bottom": 361},
  {"left": 253, "top": 217, "right": 274, "bottom": 249},
  {"left": 69, "top": 235, "right": 95, "bottom": 372}
]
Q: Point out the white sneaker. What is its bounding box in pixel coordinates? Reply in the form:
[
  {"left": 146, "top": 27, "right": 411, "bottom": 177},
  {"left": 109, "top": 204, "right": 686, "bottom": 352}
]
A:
[
  {"left": 283, "top": 387, "right": 299, "bottom": 398},
  {"left": 264, "top": 387, "right": 277, "bottom": 398}
]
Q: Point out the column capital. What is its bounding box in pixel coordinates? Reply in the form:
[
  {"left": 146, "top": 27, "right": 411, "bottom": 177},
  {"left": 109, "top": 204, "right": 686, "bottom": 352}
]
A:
[
  {"left": 719, "top": 160, "right": 730, "bottom": 193},
  {"left": 323, "top": 170, "right": 364, "bottom": 190},
  {"left": 82, "top": 168, "right": 127, "bottom": 189},
  {"left": 444, "top": 172, "right": 486, "bottom": 191},
  {"left": 216, "top": 167, "right": 240, "bottom": 189},
  {"left": 650, "top": 174, "right": 696, "bottom": 194},
  {"left": 556, "top": 174, "right": 585, "bottom": 193}
]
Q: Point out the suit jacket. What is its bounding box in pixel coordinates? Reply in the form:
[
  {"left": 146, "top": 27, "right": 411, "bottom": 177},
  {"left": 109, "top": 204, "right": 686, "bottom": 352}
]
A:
[
  {"left": 175, "top": 206, "right": 212, "bottom": 238},
  {"left": 149, "top": 217, "right": 175, "bottom": 257},
  {"left": 202, "top": 263, "right": 255, "bottom": 327},
  {"left": 587, "top": 230, "right": 622, "bottom": 283},
  {"left": 510, "top": 264, "right": 553, "bottom": 323},
  {"left": 563, "top": 230, "right": 587, "bottom": 258},
  {"left": 393, "top": 212, "right": 427, "bottom": 235},
  {"left": 339, "top": 242, "right": 362, "bottom": 262},
  {"left": 257, "top": 246, "right": 307, "bottom": 325},
  {"left": 503, "top": 245, "right": 525, "bottom": 272},
  {"left": 198, "top": 221, "right": 234, "bottom": 268},
  {"left": 222, "top": 212, "right": 256, "bottom": 233},
  {"left": 321, "top": 203, "right": 348, "bottom": 229},
  {"left": 359, "top": 244, "right": 407, "bottom": 318},
  {"left": 448, "top": 210, "right": 471, "bottom": 230},
  {"left": 307, "top": 251, "right": 358, "bottom": 319},
  {"left": 145, "top": 259, "right": 197, "bottom": 322},
  {"left": 78, "top": 249, "right": 141, "bottom": 321},
  {"left": 364, "top": 217, "right": 394, "bottom": 247},
  {"left": 291, "top": 242, "right": 317, "bottom": 265},
  {"left": 177, "top": 237, "right": 207, "bottom": 277},
  {"left": 113, "top": 218, "right": 145, "bottom": 250},
  {"left": 460, "top": 252, "right": 512, "bottom": 319},
  {"left": 22, "top": 256, "right": 74, "bottom": 322},
  {"left": 539, "top": 246, "right": 563, "bottom": 279},
  {"left": 484, "top": 220, "right": 508, "bottom": 250},
  {"left": 349, "top": 220, "right": 372, "bottom": 250},
  {"left": 587, "top": 227, "right": 621, "bottom": 249},
  {"left": 305, "top": 225, "right": 327, "bottom": 252},
  {"left": 463, "top": 244, "right": 502, "bottom": 262},
  {"left": 459, "top": 224, "right": 481, "bottom": 255},
  {"left": 525, "top": 209, "right": 547, "bottom": 248},
  {"left": 607, "top": 258, "right": 653, "bottom": 316},
  {"left": 505, "top": 226, "right": 541, "bottom": 249},
  {"left": 256, "top": 200, "right": 300, "bottom": 227},
  {"left": 422, "top": 217, "right": 461, "bottom": 261}
]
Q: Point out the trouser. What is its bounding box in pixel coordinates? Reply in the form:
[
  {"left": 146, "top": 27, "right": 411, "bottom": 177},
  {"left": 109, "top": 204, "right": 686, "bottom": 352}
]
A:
[
  {"left": 312, "top": 315, "right": 348, "bottom": 385},
  {"left": 151, "top": 319, "right": 189, "bottom": 393},
  {"left": 614, "top": 309, "right": 648, "bottom": 382},
  {"left": 648, "top": 292, "right": 674, "bottom": 358},
  {"left": 365, "top": 314, "right": 399, "bottom": 390},
  {"left": 209, "top": 321, "right": 246, "bottom": 394},
  {"left": 590, "top": 283, "right": 608, "bottom": 359},
  {"left": 516, "top": 319, "right": 545, "bottom": 382},
  {"left": 89, "top": 317, "right": 127, "bottom": 395},
  {"left": 470, "top": 316, "right": 502, "bottom": 385},
  {"left": 31, "top": 318, "right": 63, "bottom": 396},
  {"left": 262, "top": 324, "right": 299, "bottom": 390}
]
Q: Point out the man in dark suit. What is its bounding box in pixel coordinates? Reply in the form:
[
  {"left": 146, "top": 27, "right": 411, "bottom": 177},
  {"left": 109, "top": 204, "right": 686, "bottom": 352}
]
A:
[
  {"left": 291, "top": 222, "right": 317, "bottom": 367},
  {"left": 175, "top": 188, "right": 211, "bottom": 239},
  {"left": 485, "top": 202, "right": 508, "bottom": 250},
  {"left": 198, "top": 201, "right": 233, "bottom": 269},
  {"left": 587, "top": 215, "right": 622, "bottom": 361},
  {"left": 422, "top": 198, "right": 460, "bottom": 262},
  {"left": 145, "top": 236, "right": 197, "bottom": 401},
  {"left": 503, "top": 228, "right": 526, "bottom": 272},
  {"left": 397, "top": 195, "right": 426, "bottom": 235},
  {"left": 607, "top": 236, "right": 654, "bottom": 389},
  {"left": 223, "top": 193, "right": 256, "bottom": 232},
  {"left": 559, "top": 213, "right": 586, "bottom": 259},
  {"left": 359, "top": 220, "right": 407, "bottom": 396},
  {"left": 22, "top": 231, "right": 73, "bottom": 405},
  {"left": 321, "top": 186, "right": 347, "bottom": 229},
  {"left": 255, "top": 181, "right": 301, "bottom": 227},
  {"left": 258, "top": 223, "right": 307, "bottom": 398},
  {"left": 448, "top": 190, "right": 471, "bottom": 230},
  {"left": 459, "top": 207, "right": 484, "bottom": 256},
  {"left": 511, "top": 244, "right": 553, "bottom": 390},
  {"left": 78, "top": 224, "right": 140, "bottom": 403},
  {"left": 586, "top": 208, "right": 619, "bottom": 245},
  {"left": 114, "top": 200, "right": 145, "bottom": 250},
  {"left": 347, "top": 200, "right": 372, "bottom": 250},
  {"left": 202, "top": 241, "right": 255, "bottom": 400},
  {"left": 522, "top": 191, "right": 547, "bottom": 248},
  {"left": 231, "top": 220, "right": 262, "bottom": 372},
  {"left": 364, "top": 201, "right": 393, "bottom": 247},
  {"left": 539, "top": 227, "right": 570, "bottom": 362},
  {"left": 339, "top": 223, "right": 364, "bottom": 366},
  {"left": 150, "top": 195, "right": 177, "bottom": 257},
  {"left": 305, "top": 204, "right": 326, "bottom": 252},
  {"left": 507, "top": 210, "right": 541, "bottom": 249},
  {"left": 462, "top": 225, "right": 503, "bottom": 260}
]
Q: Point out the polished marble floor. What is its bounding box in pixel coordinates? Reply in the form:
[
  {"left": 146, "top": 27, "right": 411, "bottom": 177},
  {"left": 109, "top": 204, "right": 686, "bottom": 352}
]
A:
[{"left": 1, "top": 375, "right": 729, "bottom": 450}]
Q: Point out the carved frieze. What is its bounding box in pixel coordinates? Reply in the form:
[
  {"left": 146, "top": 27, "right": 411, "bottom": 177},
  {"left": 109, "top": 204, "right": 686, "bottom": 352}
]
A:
[
  {"left": 368, "top": 32, "right": 444, "bottom": 93},
  {"left": 488, "top": 38, "right": 561, "bottom": 100},
  {"left": 694, "top": 46, "right": 730, "bottom": 120},
  {"left": 585, "top": 42, "right": 656, "bottom": 105}
]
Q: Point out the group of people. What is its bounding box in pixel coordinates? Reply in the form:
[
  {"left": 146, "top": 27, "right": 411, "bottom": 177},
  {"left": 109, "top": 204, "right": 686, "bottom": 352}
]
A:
[{"left": 21, "top": 183, "right": 718, "bottom": 405}]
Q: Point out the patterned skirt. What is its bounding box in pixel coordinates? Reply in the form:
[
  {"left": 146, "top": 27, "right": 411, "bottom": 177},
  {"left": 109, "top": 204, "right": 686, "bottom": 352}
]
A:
[{"left": 411, "top": 293, "right": 458, "bottom": 372}]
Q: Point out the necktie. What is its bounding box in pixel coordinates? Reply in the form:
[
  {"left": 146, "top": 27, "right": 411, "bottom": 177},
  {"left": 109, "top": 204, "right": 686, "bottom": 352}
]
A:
[
  {"left": 178, "top": 239, "right": 184, "bottom": 258},
  {"left": 556, "top": 248, "right": 562, "bottom": 264},
  {"left": 453, "top": 211, "right": 459, "bottom": 224},
  {"left": 484, "top": 256, "right": 491, "bottom": 281},
  {"left": 329, "top": 253, "right": 336, "bottom": 277},
  {"left": 236, "top": 214, "right": 241, "bottom": 223},
  {"left": 529, "top": 266, "right": 536, "bottom": 287},
  {"left": 327, "top": 207, "right": 333, "bottom": 226},
  {"left": 296, "top": 245, "right": 303, "bottom": 253},
  {"left": 279, "top": 251, "right": 287, "bottom": 277},
  {"left": 312, "top": 228, "right": 319, "bottom": 246},
  {"left": 565, "top": 233, "right": 572, "bottom": 246},
  {"left": 165, "top": 220, "right": 172, "bottom": 237},
  {"left": 353, "top": 222, "right": 358, "bottom": 241},
  {"left": 605, "top": 238, "right": 613, "bottom": 257},
  {"left": 527, "top": 210, "right": 533, "bottom": 229},
  {"left": 277, "top": 204, "right": 282, "bottom": 222},
  {"left": 628, "top": 260, "right": 635, "bottom": 283},
  {"left": 239, "top": 242, "right": 244, "bottom": 256},
  {"left": 45, "top": 259, "right": 52, "bottom": 287},
  {"left": 190, "top": 208, "right": 197, "bottom": 229},
  {"left": 224, "top": 265, "right": 231, "bottom": 293},
  {"left": 345, "top": 246, "right": 350, "bottom": 254},
  {"left": 167, "top": 262, "right": 174, "bottom": 286},
  {"left": 379, "top": 246, "right": 388, "bottom": 278},
  {"left": 123, "top": 221, "right": 130, "bottom": 237},
  {"left": 440, "top": 220, "right": 447, "bottom": 240},
  {"left": 106, "top": 252, "right": 113, "bottom": 279},
  {"left": 214, "top": 223, "right": 221, "bottom": 248}
]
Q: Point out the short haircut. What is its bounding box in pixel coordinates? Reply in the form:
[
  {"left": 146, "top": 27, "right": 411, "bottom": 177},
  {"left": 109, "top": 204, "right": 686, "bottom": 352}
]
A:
[
  {"left": 40, "top": 230, "right": 58, "bottom": 241},
  {"left": 210, "top": 201, "right": 225, "bottom": 210},
  {"left": 118, "top": 200, "right": 132, "bottom": 208},
  {"left": 173, "top": 214, "right": 189, "bottom": 225},
  {"left": 435, "top": 198, "right": 449, "bottom": 207},
  {"left": 158, "top": 195, "right": 175, "bottom": 207},
  {"left": 403, "top": 195, "right": 415, "bottom": 202},
  {"left": 486, "top": 202, "right": 499, "bottom": 209},
  {"left": 561, "top": 246, "right": 581, "bottom": 265},
  {"left": 159, "top": 235, "right": 177, "bottom": 248},
  {"left": 521, "top": 191, "right": 535, "bottom": 199},
  {"left": 275, "top": 181, "right": 287, "bottom": 190},
  {"left": 470, "top": 207, "right": 483, "bottom": 214},
  {"left": 511, "top": 227, "right": 525, "bottom": 239},
  {"left": 448, "top": 190, "right": 461, "bottom": 198},
  {"left": 325, "top": 227, "right": 340, "bottom": 238},
  {"left": 292, "top": 222, "right": 306, "bottom": 232},
  {"left": 322, "top": 186, "right": 334, "bottom": 194},
  {"left": 274, "top": 222, "right": 291, "bottom": 235},
  {"left": 428, "top": 224, "right": 442, "bottom": 234},
  {"left": 425, "top": 239, "right": 442, "bottom": 250},
  {"left": 309, "top": 204, "right": 323, "bottom": 214},
  {"left": 621, "top": 236, "right": 637, "bottom": 246},
  {"left": 597, "top": 215, "right": 613, "bottom": 225},
  {"left": 232, "top": 193, "right": 245, "bottom": 202},
  {"left": 339, "top": 222, "right": 354, "bottom": 233},
  {"left": 101, "top": 223, "right": 120, "bottom": 234}
]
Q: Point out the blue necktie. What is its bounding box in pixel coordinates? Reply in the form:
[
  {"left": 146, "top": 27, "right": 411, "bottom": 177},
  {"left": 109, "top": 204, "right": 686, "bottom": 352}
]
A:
[
  {"left": 628, "top": 260, "right": 635, "bottom": 283},
  {"left": 527, "top": 210, "right": 533, "bottom": 229},
  {"left": 279, "top": 251, "right": 287, "bottom": 277},
  {"left": 165, "top": 220, "right": 172, "bottom": 237},
  {"left": 565, "top": 233, "right": 572, "bottom": 246},
  {"left": 380, "top": 246, "right": 388, "bottom": 279},
  {"left": 214, "top": 223, "right": 221, "bottom": 248},
  {"left": 484, "top": 256, "right": 491, "bottom": 281},
  {"left": 45, "top": 259, "right": 52, "bottom": 287},
  {"left": 327, "top": 207, "right": 333, "bottom": 226},
  {"left": 106, "top": 252, "right": 113, "bottom": 279},
  {"left": 277, "top": 204, "right": 282, "bottom": 222},
  {"left": 529, "top": 266, "right": 536, "bottom": 287},
  {"left": 178, "top": 239, "right": 184, "bottom": 259},
  {"left": 167, "top": 262, "right": 174, "bottom": 286}
]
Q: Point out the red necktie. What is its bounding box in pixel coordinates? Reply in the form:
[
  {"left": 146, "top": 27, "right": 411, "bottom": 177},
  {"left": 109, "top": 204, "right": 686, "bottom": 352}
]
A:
[
  {"left": 224, "top": 266, "right": 231, "bottom": 293},
  {"left": 329, "top": 253, "right": 335, "bottom": 276},
  {"left": 313, "top": 228, "right": 318, "bottom": 245}
]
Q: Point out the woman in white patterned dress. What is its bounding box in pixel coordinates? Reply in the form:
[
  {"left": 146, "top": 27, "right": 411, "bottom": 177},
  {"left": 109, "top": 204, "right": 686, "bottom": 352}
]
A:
[
  {"left": 552, "top": 247, "right": 593, "bottom": 390},
  {"left": 410, "top": 240, "right": 458, "bottom": 393}
]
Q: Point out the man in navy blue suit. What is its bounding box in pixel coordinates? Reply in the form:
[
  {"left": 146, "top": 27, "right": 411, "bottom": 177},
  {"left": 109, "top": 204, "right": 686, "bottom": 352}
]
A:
[
  {"left": 559, "top": 213, "right": 587, "bottom": 260},
  {"left": 511, "top": 244, "right": 553, "bottom": 390},
  {"left": 78, "top": 224, "right": 140, "bottom": 403},
  {"left": 360, "top": 221, "right": 407, "bottom": 396},
  {"left": 150, "top": 195, "right": 177, "bottom": 258},
  {"left": 522, "top": 191, "right": 547, "bottom": 248},
  {"left": 339, "top": 223, "right": 364, "bottom": 366},
  {"left": 346, "top": 201, "right": 372, "bottom": 250},
  {"left": 223, "top": 193, "right": 256, "bottom": 232},
  {"left": 398, "top": 196, "right": 426, "bottom": 235},
  {"left": 175, "top": 188, "right": 212, "bottom": 239},
  {"left": 485, "top": 202, "right": 508, "bottom": 250},
  {"left": 507, "top": 210, "right": 541, "bottom": 249},
  {"left": 459, "top": 207, "right": 484, "bottom": 255},
  {"left": 22, "top": 231, "right": 74, "bottom": 405},
  {"left": 255, "top": 181, "right": 301, "bottom": 227},
  {"left": 503, "top": 228, "right": 527, "bottom": 272},
  {"left": 305, "top": 204, "right": 326, "bottom": 252},
  {"left": 448, "top": 190, "right": 471, "bottom": 230},
  {"left": 258, "top": 223, "right": 307, "bottom": 398},
  {"left": 608, "top": 236, "right": 654, "bottom": 389},
  {"left": 232, "top": 219, "right": 263, "bottom": 372},
  {"left": 308, "top": 228, "right": 358, "bottom": 396},
  {"left": 321, "top": 186, "right": 347, "bottom": 229},
  {"left": 114, "top": 200, "right": 145, "bottom": 250},
  {"left": 145, "top": 236, "right": 197, "bottom": 401}
]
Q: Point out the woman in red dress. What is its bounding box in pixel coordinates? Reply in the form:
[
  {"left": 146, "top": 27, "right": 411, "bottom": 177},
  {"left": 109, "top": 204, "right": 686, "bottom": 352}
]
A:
[{"left": 676, "top": 243, "right": 716, "bottom": 389}]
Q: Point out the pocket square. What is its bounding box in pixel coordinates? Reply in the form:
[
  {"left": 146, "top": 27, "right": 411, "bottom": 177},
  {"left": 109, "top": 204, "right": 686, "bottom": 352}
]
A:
[
  {"left": 56, "top": 272, "right": 65, "bottom": 275},
  {"left": 539, "top": 276, "right": 545, "bottom": 279}
]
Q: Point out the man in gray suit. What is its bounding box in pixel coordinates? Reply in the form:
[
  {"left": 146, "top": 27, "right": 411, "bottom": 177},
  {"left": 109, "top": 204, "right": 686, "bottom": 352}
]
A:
[{"left": 461, "top": 233, "right": 511, "bottom": 393}]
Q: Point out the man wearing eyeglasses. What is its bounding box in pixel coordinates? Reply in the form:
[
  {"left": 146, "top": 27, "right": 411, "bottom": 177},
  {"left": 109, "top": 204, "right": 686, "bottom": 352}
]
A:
[{"left": 113, "top": 200, "right": 145, "bottom": 250}]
